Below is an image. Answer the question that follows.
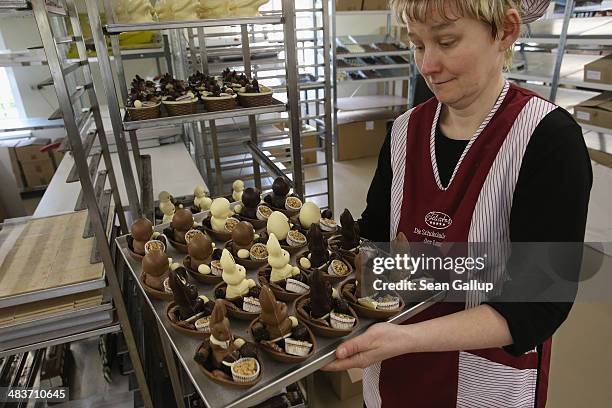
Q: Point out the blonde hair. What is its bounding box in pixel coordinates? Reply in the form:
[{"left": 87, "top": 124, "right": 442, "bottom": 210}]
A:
[{"left": 390, "top": 0, "right": 522, "bottom": 71}]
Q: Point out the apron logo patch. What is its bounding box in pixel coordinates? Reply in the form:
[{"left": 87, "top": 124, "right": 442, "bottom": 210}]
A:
[{"left": 425, "top": 211, "right": 453, "bottom": 230}]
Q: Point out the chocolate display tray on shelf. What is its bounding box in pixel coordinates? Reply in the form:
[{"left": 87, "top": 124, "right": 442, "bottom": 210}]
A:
[
  {"left": 116, "top": 211, "right": 445, "bottom": 408},
  {"left": 122, "top": 99, "right": 287, "bottom": 131}
]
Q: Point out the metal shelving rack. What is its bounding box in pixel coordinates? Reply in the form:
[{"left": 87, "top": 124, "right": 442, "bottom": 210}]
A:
[
  {"left": 84, "top": 0, "right": 334, "bottom": 217},
  {"left": 1, "top": 0, "right": 154, "bottom": 406},
  {"left": 75, "top": 2, "right": 334, "bottom": 406},
  {"left": 259, "top": 0, "right": 334, "bottom": 210},
  {"left": 331, "top": 5, "right": 413, "bottom": 159},
  {"left": 332, "top": 8, "right": 412, "bottom": 96},
  {"left": 509, "top": 0, "right": 612, "bottom": 153}
]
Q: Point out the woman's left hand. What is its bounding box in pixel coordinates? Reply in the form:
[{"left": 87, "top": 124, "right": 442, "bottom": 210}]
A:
[{"left": 321, "top": 322, "right": 409, "bottom": 371}]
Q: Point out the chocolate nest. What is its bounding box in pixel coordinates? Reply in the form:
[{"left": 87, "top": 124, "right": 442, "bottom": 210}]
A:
[
  {"left": 163, "top": 225, "right": 206, "bottom": 253},
  {"left": 294, "top": 295, "right": 359, "bottom": 338},
  {"left": 194, "top": 339, "right": 262, "bottom": 387},
  {"left": 257, "top": 268, "right": 310, "bottom": 302},
  {"left": 166, "top": 301, "right": 215, "bottom": 337},
  {"left": 127, "top": 234, "right": 167, "bottom": 260},
  {"left": 249, "top": 319, "right": 316, "bottom": 363},
  {"left": 212, "top": 283, "right": 261, "bottom": 320}
]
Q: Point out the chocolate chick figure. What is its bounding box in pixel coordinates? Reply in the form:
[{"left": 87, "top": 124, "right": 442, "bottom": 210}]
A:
[
  {"left": 307, "top": 224, "right": 329, "bottom": 268},
  {"left": 130, "top": 218, "right": 153, "bottom": 255},
  {"left": 171, "top": 209, "right": 194, "bottom": 244},
  {"left": 340, "top": 209, "right": 360, "bottom": 250},
  {"left": 187, "top": 234, "right": 214, "bottom": 270}
]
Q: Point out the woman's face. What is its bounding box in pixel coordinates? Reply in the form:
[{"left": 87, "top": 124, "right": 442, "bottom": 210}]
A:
[{"left": 407, "top": 10, "right": 507, "bottom": 109}]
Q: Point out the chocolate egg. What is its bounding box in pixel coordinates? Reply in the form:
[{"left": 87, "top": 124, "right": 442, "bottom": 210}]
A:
[
  {"left": 131, "top": 218, "right": 153, "bottom": 241},
  {"left": 171, "top": 208, "right": 193, "bottom": 231},
  {"left": 266, "top": 211, "right": 290, "bottom": 241},
  {"left": 232, "top": 221, "right": 255, "bottom": 247},
  {"left": 188, "top": 234, "right": 213, "bottom": 260},
  {"left": 142, "top": 250, "right": 169, "bottom": 277},
  {"left": 299, "top": 202, "right": 321, "bottom": 229}
]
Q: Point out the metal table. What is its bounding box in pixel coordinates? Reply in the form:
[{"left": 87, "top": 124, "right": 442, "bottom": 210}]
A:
[{"left": 116, "top": 211, "right": 444, "bottom": 408}]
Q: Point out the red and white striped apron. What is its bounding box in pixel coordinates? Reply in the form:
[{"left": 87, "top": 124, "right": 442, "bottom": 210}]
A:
[{"left": 363, "top": 82, "right": 555, "bottom": 408}]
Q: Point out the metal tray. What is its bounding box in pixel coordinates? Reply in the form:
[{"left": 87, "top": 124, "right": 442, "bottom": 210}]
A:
[{"left": 116, "top": 212, "right": 445, "bottom": 408}]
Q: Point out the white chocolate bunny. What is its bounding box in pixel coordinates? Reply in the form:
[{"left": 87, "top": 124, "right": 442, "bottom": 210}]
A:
[
  {"left": 221, "top": 249, "right": 255, "bottom": 298},
  {"left": 267, "top": 233, "right": 299, "bottom": 283}
]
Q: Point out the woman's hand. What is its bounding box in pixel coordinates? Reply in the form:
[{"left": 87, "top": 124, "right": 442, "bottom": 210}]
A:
[{"left": 321, "top": 322, "right": 410, "bottom": 371}]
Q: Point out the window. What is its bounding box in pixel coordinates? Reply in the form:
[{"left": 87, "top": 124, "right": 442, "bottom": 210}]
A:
[{"left": 0, "top": 67, "right": 20, "bottom": 120}]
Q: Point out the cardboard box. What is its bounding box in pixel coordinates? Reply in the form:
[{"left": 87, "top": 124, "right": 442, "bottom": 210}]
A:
[
  {"left": 336, "top": 109, "right": 398, "bottom": 161},
  {"left": 50, "top": 137, "right": 66, "bottom": 169},
  {"left": 584, "top": 54, "right": 612, "bottom": 85},
  {"left": 20, "top": 159, "right": 55, "bottom": 188},
  {"left": 363, "top": 0, "right": 389, "bottom": 10},
  {"left": 51, "top": 149, "right": 65, "bottom": 169},
  {"left": 574, "top": 92, "right": 612, "bottom": 129},
  {"left": 15, "top": 137, "right": 52, "bottom": 162},
  {"left": 326, "top": 369, "right": 363, "bottom": 400},
  {"left": 336, "top": 0, "right": 363, "bottom": 11},
  {"left": 0, "top": 139, "right": 25, "bottom": 189}
]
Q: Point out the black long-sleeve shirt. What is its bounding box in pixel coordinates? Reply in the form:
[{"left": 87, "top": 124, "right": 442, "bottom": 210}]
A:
[{"left": 358, "top": 107, "right": 593, "bottom": 355}]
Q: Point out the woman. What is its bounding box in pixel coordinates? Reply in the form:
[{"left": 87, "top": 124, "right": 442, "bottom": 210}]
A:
[{"left": 323, "top": 1, "right": 592, "bottom": 407}]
